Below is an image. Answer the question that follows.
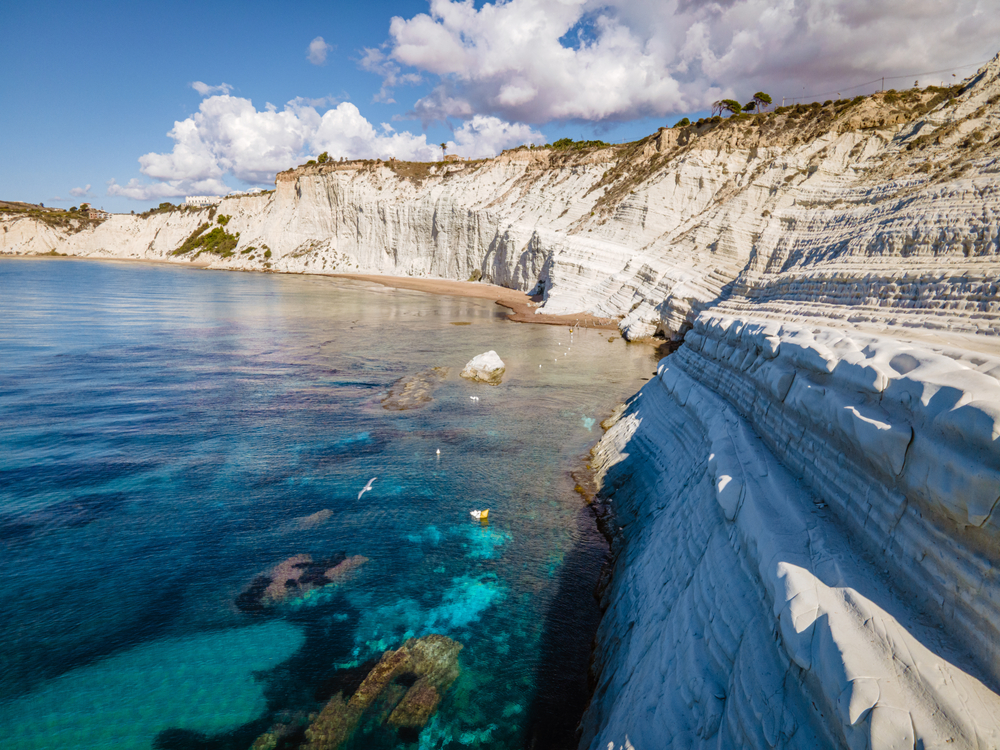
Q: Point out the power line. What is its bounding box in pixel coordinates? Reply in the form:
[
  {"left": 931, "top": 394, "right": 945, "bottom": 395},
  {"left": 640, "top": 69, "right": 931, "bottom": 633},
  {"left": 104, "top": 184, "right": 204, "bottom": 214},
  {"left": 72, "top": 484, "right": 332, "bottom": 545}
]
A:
[{"left": 781, "top": 58, "right": 992, "bottom": 105}]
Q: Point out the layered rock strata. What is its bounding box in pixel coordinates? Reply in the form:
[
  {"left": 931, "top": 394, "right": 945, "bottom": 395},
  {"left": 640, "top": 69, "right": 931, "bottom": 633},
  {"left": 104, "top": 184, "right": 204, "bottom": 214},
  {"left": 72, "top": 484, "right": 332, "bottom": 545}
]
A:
[
  {"left": 574, "top": 58, "right": 1000, "bottom": 749},
  {"left": 581, "top": 317, "right": 1000, "bottom": 749},
  {"left": 4, "top": 55, "right": 997, "bottom": 349}
]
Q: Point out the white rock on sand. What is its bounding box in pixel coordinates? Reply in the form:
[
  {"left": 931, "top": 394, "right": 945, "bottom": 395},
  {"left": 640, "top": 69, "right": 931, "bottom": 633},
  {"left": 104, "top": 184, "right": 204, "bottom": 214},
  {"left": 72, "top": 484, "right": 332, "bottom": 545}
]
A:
[{"left": 460, "top": 351, "right": 505, "bottom": 385}]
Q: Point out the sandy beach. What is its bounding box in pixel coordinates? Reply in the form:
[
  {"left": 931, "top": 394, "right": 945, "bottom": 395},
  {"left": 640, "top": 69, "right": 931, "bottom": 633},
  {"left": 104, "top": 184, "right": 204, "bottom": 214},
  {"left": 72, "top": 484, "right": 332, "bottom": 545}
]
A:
[
  {"left": 331, "top": 273, "right": 621, "bottom": 330},
  {"left": 13, "top": 252, "right": 674, "bottom": 355},
  {"left": 14, "top": 254, "right": 621, "bottom": 331}
]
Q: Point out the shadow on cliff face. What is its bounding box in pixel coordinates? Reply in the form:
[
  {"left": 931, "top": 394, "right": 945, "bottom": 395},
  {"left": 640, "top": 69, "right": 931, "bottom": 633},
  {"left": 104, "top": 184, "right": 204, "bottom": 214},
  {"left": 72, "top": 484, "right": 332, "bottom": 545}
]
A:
[{"left": 523, "top": 503, "right": 608, "bottom": 750}]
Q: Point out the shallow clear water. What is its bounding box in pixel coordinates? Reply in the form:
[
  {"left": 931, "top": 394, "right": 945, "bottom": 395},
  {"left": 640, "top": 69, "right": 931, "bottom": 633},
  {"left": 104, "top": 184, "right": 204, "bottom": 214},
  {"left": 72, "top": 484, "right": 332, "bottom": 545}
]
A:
[{"left": 0, "top": 258, "right": 658, "bottom": 750}]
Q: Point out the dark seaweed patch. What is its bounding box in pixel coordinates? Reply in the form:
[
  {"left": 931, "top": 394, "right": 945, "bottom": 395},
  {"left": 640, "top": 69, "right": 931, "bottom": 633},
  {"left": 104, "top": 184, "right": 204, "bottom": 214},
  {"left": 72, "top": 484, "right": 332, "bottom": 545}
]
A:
[
  {"left": 153, "top": 720, "right": 277, "bottom": 750},
  {"left": 394, "top": 671, "right": 419, "bottom": 688},
  {"left": 397, "top": 726, "right": 420, "bottom": 743},
  {"left": 235, "top": 575, "right": 272, "bottom": 614},
  {"left": 0, "top": 492, "right": 129, "bottom": 541},
  {"left": 313, "top": 656, "right": 379, "bottom": 702}
]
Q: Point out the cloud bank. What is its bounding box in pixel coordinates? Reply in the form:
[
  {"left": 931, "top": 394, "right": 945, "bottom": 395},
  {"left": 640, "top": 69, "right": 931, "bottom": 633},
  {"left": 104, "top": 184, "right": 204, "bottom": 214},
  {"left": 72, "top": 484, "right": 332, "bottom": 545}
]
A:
[
  {"left": 69, "top": 184, "right": 91, "bottom": 197},
  {"left": 382, "top": 0, "right": 1000, "bottom": 123},
  {"left": 109, "top": 94, "right": 542, "bottom": 200}
]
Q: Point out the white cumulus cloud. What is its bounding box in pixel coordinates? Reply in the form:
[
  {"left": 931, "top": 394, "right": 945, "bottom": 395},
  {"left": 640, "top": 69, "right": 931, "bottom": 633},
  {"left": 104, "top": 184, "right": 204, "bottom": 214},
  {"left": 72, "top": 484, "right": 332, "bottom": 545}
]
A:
[
  {"left": 69, "top": 184, "right": 92, "bottom": 197},
  {"left": 191, "top": 81, "right": 233, "bottom": 97},
  {"left": 448, "top": 115, "right": 543, "bottom": 157},
  {"left": 307, "top": 36, "right": 333, "bottom": 65},
  {"left": 380, "top": 0, "right": 1000, "bottom": 123},
  {"left": 107, "top": 177, "right": 227, "bottom": 202},
  {"left": 108, "top": 94, "right": 538, "bottom": 201}
]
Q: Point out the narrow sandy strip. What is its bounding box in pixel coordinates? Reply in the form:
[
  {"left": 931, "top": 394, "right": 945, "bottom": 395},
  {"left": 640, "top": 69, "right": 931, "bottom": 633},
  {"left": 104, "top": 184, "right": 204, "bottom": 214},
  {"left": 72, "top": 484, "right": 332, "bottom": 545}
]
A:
[
  {"left": 330, "top": 273, "right": 621, "bottom": 330},
  {"left": 12, "top": 256, "right": 620, "bottom": 330},
  {"left": 18, "top": 253, "right": 215, "bottom": 268}
]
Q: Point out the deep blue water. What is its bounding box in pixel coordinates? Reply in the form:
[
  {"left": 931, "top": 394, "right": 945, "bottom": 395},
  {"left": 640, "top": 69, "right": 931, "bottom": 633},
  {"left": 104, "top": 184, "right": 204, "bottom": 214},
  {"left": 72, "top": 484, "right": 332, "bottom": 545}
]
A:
[{"left": 0, "top": 258, "right": 658, "bottom": 750}]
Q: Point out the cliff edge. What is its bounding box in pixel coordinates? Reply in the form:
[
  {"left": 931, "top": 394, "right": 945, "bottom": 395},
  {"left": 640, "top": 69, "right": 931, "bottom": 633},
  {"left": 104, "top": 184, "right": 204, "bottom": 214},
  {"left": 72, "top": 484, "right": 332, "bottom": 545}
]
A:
[{"left": 581, "top": 56, "right": 1000, "bottom": 750}]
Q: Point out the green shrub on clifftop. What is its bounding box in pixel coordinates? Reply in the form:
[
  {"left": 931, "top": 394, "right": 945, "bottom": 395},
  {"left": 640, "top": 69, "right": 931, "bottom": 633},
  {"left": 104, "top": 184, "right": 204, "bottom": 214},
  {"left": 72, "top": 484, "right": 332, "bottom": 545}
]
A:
[{"left": 550, "top": 137, "right": 611, "bottom": 151}]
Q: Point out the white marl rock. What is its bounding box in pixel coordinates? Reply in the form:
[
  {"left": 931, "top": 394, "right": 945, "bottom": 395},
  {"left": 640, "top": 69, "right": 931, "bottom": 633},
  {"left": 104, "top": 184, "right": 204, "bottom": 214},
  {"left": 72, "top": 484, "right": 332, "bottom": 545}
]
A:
[{"left": 460, "top": 351, "right": 505, "bottom": 385}]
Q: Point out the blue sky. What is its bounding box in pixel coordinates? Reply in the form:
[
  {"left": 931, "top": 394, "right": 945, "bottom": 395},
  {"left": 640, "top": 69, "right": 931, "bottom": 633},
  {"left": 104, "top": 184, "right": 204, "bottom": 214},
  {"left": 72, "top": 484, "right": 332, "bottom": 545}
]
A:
[{"left": 2, "top": 0, "right": 997, "bottom": 213}]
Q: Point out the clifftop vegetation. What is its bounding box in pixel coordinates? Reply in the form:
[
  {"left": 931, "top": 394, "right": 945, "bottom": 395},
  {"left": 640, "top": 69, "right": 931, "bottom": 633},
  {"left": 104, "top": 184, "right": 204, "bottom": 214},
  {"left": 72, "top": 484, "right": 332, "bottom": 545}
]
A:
[
  {"left": 172, "top": 214, "right": 239, "bottom": 258},
  {"left": 138, "top": 201, "right": 211, "bottom": 219},
  {"left": 548, "top": 137, "right": 612, "bottom": 151},
  {"left": 0, "top": 201, "right": 108, "bottom": 233},
  {"left": 578, "top": 81, "right": 969, "bottom": 220}
]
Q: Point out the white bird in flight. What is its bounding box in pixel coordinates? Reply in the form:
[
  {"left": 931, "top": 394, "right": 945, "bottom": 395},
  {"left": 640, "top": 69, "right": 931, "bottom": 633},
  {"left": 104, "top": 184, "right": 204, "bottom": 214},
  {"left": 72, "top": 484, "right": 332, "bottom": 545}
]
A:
[{"left": 358, "top": 477, "right": 377, "bottom": 499}]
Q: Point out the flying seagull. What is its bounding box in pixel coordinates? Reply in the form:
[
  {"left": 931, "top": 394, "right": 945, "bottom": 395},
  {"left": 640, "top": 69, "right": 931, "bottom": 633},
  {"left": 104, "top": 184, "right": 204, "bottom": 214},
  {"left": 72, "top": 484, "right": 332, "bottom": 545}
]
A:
[{"left": 358, "top": 477, "right": 377, "bottom": 500}]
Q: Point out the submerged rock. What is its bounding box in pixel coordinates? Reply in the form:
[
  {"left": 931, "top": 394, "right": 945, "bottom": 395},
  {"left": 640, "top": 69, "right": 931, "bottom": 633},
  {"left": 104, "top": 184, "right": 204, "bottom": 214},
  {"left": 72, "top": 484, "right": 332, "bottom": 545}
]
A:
[
  {"left": 250, "top": 718, "right": 308, "bottom": 750},
  {"left": 0, "top": 492, "right": 129, "bottom": 542},
  {"left": 381, "top": 367, "right": 448, "bottom": 410},
  {"left": 302, "top": 692, "right": 361, "bottom": 750},
  {"left": 388, "top": 680, "right": 440, "bottom": 730},
  {"left": 262, "top": 554, "right": 314, "bottom": 604},
  {"left": 290, "top": 509, "right": 333, "bottom": 530},
  {"left": 460, "top": 351, "right": 505, "bottom": 385},
  {"left": 324, "top": 555, "right": 369, "bottom": 585},
  {"left": 301, "top": 634, "right": 463, "bottom": 749},
  {"left": 236, "top": 554, "right": 368, "bottom": 611}
]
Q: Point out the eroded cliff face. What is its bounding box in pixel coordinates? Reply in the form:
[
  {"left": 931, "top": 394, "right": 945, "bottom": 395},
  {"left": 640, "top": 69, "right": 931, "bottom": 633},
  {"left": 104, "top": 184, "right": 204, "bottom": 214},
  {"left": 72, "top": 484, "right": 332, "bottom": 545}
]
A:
[
  {"left": 4, "top": 65, "right": 997, "bottom": 347},
  {"left": 578, "top": 59, "right": 1000, "bottom": 750},
  {"left": 583, "top": 316, "right": 1000, "bottom": 749},
  {"left": 4, "top": 54, "right": 1000, "bottom": 750}
]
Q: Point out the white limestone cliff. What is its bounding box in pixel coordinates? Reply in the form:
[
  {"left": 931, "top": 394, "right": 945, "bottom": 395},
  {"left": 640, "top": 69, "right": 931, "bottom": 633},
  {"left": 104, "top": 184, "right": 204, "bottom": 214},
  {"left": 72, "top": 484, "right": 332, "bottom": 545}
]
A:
[
  {"left": 582, "top": 317, "right": 1000, "bottom": 749},
  {"left": 4, "top": 52, "right": 1000, "bottom": 750}
]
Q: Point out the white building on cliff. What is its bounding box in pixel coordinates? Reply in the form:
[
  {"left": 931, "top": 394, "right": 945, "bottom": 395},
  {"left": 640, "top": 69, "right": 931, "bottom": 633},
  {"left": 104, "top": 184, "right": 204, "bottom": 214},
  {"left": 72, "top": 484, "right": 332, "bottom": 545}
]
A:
[{"left": 184, "top": 195, "right": 223, "bottom": 207}]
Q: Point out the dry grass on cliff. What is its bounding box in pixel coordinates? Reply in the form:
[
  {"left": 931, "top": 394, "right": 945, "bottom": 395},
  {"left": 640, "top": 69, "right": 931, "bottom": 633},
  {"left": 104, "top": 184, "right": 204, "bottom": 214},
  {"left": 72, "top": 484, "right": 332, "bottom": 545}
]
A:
[
  {"left": 0, "top": 201, "right": 106, "bottom": 233},
  {"left": 382, "top": 158, "right": 489, "bottom": 186},
  {"left": 278, "top": 157, "right": 489, "bottom": 188},
  {"left": 579, "top": 83, "right": 968, "bottom": 221}
]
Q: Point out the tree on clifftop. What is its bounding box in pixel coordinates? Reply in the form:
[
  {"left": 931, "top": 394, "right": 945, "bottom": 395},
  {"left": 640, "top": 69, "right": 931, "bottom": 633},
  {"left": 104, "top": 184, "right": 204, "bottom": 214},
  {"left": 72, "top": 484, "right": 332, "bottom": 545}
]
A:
[
  {"left": 712, "top": 99, "right": 742, "bottom": 117},
  {"left": 317, "top": 152, "right": 329, "bottom": 164},
  {"left": 720, "top": 99, "right": 742, "bottom": 116},
  {"left": 753, "top": 92, "right": 773, "bottom": 112},
  {"left": 440, "top": 142, "right": 447, "bottom": 160}
]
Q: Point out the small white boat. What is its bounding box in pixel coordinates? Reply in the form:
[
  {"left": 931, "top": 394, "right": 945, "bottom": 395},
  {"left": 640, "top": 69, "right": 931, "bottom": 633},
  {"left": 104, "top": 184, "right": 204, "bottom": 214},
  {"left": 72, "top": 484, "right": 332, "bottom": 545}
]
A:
[{"left": 470, "top": 509, "right": 490, "bottom": 521}]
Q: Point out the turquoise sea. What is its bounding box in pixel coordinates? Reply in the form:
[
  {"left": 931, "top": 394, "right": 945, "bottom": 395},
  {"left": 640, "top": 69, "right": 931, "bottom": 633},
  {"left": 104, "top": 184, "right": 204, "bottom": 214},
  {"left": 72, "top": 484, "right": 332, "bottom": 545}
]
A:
[{"left": 0, "top": 258, "right": 657, "bottom": 750}]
